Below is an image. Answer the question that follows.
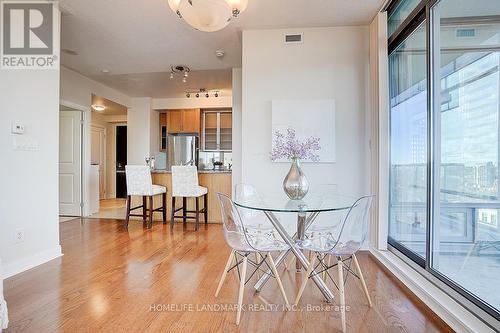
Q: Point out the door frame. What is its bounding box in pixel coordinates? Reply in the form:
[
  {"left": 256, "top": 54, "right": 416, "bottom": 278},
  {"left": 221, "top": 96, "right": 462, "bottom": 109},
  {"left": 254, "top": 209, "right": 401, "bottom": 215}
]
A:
[
  {"left": 60, "top": 100, "right": 91, "bottom": 217},
  {"left": 91, "top": 125, "right": 107, "bottom": 200}
]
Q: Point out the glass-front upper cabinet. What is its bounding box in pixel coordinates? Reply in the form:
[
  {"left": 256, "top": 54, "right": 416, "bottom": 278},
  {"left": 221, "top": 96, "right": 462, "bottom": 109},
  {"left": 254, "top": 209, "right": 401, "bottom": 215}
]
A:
[
  {"left": 202, "top": 110, "right": 232, "bottom": 152},
  {"left": 219, "top": 113, "right": 232, "bottom": 151}
]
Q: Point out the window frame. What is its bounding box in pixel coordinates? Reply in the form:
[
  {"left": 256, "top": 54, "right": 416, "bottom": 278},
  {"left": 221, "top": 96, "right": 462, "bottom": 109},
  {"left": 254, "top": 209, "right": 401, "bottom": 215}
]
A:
[{"left": 385, "top": 0, "right": 500, "bottom": 328}]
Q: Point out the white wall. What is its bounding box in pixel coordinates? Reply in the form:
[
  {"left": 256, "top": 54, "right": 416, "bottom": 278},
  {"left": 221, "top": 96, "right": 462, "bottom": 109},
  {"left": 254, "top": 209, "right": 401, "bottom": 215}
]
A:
[
  {"left": 127, "top": 98, "right": 154, "bottom": 165},
  {"left": 0, "top": 36, "right": 62, "bottom": 277},
  {"left": 60, "top": 67, "right": 131, "bottom": 109},
  {"left": 152, "top": 96, "right": 232, "bottom": 110},
  {"left": 241, "top": 27, "right": 370, "bottom": 197},
  {"left": 232, "top": 68, "right": 242, "bottom": 194},
  {"left": 60, "top": 67, "right": 132, "bottom": 212}
]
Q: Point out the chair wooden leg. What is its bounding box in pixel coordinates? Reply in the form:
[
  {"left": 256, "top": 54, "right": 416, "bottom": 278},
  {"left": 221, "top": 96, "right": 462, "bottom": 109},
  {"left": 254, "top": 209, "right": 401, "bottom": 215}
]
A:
[
  {"left": 215, "top": 250, "right": 234, "bottom": 297},
  {"left": 204, "top": 193, "right": 208, "bottom": 224},
  {"left": 125, "top": 195, "right": 131, "bottom": 228},
  {"left": 162, "top": 192, "right": 167, "bottom": 223},
  {"left": 267, "top": 252, "right": 290, "bottom": 307},
  {"left": 182, "top": 197, "right": 187, "bottom": 226},
  {"left": 338, "top": 256, "right": 346, "bottom": 333},
  {"left": 352, "top": 253, "right": 372, "bottom": 307},
  {"left": 294, "top": 254, "right": 316, "bottom": 306},
  {"left": 170, "top": 196, "right": 176, "bottom": 230},
  {"left": 322, "top": 254, "right": 331, "bottom": 282},
  {"left": 148, "top": 196, "right": 154, "bottom": 229},
  {"left": 195, "top": 197, "right": 200, "bottom": 231},
  {"left": 142, "top": 196, "right": 147, "bottom": 221},
  {"left": 236, "top": 255, "right": 247, "bottom": 325},
  {"left": 255, "top": 253, "right": 261, "bottom": 279}
]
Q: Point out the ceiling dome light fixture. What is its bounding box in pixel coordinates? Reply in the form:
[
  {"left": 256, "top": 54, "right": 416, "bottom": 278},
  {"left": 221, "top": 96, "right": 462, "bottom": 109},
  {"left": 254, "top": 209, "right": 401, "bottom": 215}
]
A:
[
  {"left": 92, "top": 105, "right": 106, "bottom": 112},
  {"left": 168, "top": 0, "right": 248, "bottom": 32}
]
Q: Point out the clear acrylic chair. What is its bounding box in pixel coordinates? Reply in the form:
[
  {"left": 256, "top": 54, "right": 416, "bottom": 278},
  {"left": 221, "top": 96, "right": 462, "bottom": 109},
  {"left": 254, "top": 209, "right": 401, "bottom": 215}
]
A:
[
  {"left": 294, "top": 196, "right": 373, "bottom": 333},
  {"left": 234, "top": 183, "right": 292, "bottom": 273},
  {"left": 215, "top": 193, "right": 290, "bottom": 325}
]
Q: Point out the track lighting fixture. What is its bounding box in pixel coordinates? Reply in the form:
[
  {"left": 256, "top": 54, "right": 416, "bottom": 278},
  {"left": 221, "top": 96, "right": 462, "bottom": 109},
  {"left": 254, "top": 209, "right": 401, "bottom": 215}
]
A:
[{"left": 185, "top": 89, "right": 220, "bottom": 99}]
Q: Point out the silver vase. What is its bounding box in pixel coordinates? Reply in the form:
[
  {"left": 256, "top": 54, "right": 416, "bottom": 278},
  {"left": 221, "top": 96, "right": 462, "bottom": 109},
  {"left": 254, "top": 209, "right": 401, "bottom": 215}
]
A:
[{"left": 283, "top": 158, "right": 309, "bottom": 200}]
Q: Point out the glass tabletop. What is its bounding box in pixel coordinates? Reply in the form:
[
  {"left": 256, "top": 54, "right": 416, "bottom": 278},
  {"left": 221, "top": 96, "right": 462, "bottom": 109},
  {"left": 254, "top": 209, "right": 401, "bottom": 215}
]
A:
[{"left": 233, "top": 191, "right": 357, "bottom": 213}]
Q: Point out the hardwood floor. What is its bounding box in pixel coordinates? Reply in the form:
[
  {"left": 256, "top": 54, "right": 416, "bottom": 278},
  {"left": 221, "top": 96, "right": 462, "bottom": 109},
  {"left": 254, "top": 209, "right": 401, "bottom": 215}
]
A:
[{"left": 4, "top": 219, "right": 454, "bottom": 333}]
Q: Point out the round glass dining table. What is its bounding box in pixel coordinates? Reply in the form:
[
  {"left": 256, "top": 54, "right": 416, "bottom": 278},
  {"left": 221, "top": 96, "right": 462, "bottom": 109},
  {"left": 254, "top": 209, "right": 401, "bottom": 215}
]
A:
[{"left": 234, "top": 191, "right": 357, "bottom": 303}]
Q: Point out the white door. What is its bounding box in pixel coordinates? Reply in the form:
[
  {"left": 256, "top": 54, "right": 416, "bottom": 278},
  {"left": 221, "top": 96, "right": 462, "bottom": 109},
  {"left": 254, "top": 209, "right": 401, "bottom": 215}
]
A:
[{"left": 59, "top": 111, "right": 82, "bottom": 216}]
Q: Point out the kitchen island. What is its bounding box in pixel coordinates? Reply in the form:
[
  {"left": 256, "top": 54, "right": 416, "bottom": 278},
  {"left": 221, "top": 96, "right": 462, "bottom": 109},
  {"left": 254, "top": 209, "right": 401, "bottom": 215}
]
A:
[{"left": 147, "top": 169, "right": 231, "bottom": 224}]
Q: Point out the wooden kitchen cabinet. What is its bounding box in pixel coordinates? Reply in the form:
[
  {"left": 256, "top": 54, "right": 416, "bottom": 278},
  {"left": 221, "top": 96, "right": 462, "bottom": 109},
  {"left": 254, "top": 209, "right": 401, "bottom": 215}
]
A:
[
  {"left": 166, "top": 109, "right": 200, "bottom": 134},
  {"left": 167, "top": 110, "right": 183, "bottom": 133},
  {"left": 182, "top": 109, "right": 201, "bottom": 133}
]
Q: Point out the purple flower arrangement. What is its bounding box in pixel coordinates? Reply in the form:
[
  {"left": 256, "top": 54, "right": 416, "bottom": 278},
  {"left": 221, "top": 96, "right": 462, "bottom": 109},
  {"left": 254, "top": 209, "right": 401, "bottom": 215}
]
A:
[{"left": 270, "top": 127, "right": 321, "bottom": 162}]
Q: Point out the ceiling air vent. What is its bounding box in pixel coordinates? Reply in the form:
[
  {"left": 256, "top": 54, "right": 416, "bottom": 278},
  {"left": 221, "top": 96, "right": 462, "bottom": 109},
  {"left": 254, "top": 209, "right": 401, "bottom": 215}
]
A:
[
  {"left": 284, "top": 33, "right": 303, "bottom": 44},
  {"left": 456, "top": 28, "right": 475, "bottom": 38}
]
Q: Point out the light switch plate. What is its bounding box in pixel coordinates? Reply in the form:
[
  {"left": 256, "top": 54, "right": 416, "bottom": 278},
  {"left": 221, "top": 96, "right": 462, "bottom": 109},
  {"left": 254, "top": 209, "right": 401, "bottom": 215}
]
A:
[
  {"left": 11, "top": 122, "right": 25, "bottom": 134},
  {"left": 13, "top": 136, "right": 39, "bottom": 151}
]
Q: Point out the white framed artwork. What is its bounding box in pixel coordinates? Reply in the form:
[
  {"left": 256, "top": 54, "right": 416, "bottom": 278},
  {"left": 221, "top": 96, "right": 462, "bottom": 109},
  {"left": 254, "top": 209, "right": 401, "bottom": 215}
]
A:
[{"left": 271, "top": 99, "right": 335, "bottom": 163}]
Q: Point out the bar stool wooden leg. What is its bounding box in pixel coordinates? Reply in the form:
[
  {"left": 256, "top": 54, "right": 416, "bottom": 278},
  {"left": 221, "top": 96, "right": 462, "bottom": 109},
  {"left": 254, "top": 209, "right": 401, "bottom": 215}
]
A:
[
  {"left": 162, "top": 192, "right": 167, "bottom": 223},
  {"left": 148, "top": 196, "right": 154, "bottom": 229},
  {"left": 182, "top": 197, "right": 187, "bottom": 226},
  {"left": 125, "top": 195, "right": 131, "bottom": 228},
  {"left": 195, "top": 197, "right": 200, "bottom": 231},
  {"left": 204, "top": 193, "right": 208, "bottom": 224},
  {"left": 142, "top": 196, "right": 147, "bottom": 222},
  {"left": 170, "top": 196, "right": 176, "bottom": 230}
]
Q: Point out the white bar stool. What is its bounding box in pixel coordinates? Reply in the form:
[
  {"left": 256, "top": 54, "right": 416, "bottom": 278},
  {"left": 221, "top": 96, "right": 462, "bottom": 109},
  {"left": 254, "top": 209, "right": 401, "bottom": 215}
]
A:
[
  {"left": 171, "top": 165, "right": 208, "bottom": 231},
  {"left": 125, "top": 165, "right": 167, "bottom": 229}
]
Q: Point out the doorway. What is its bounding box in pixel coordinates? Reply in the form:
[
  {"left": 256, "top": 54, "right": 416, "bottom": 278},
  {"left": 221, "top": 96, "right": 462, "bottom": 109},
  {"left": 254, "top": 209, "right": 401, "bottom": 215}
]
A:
[
  {"left": 88, "top": 94, "right": 128, "bottom": 219},
  {"left": 116, "top": 125, "right": 127, "bottom": 199}
]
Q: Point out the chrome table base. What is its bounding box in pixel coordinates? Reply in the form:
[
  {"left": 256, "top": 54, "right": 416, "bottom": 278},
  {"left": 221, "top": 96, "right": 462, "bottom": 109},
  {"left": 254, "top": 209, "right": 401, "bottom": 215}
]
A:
[{"left": 253, "top": 211, "right": 335, "bottom": 303}]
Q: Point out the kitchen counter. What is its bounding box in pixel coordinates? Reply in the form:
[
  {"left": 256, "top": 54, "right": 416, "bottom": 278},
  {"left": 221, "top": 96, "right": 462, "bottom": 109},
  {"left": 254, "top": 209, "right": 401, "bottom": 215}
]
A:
[
  {"left": 152, "top": 169, "right": 232, "bottom": 174},
  {"left": 137, "top": 171, "right": 232, "bottom": 224}
]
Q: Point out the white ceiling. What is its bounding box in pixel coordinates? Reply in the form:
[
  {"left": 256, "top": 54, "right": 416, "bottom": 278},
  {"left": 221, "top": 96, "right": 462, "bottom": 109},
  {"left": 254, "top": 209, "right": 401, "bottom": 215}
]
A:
[{"left": 59, "top": 0, "right": 384, "bottom": 97}]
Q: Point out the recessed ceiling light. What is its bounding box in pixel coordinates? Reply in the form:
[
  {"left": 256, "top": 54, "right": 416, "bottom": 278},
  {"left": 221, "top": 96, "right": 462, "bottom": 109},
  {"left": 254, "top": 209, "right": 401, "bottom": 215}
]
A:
[
  {"left": 92, "top": 105, "right": 105, "bottom": 112},
  {"left": 101, "top": 69, "right": 110, "bottom": 74}
]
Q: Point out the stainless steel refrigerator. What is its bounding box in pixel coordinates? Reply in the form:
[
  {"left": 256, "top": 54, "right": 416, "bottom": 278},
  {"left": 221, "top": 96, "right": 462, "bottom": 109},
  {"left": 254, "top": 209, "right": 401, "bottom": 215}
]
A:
[{"left": 166, "top": 134, "right": 198, "bottom": 170}]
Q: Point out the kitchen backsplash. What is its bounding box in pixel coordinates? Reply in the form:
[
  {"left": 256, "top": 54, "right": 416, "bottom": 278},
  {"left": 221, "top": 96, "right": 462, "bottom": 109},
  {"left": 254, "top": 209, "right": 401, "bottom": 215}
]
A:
[
  {"left": 155, "top": 151, "right": 231, "bottom": 170},
  {"left": 198, "top": 151, "right": 232, "bottom": 170}
]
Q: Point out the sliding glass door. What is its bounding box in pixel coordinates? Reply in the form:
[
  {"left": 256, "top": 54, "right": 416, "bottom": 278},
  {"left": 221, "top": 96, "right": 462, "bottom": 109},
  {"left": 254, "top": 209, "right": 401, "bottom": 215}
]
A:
[
  {"left": 389, "top": 23, "right": 428, "bottom": 263},
  {"left": 431, "top": 0, "right": 500, "bottom": 314},
  {"left": 387, "top": 0, "right": 500, "bottom": 325}
]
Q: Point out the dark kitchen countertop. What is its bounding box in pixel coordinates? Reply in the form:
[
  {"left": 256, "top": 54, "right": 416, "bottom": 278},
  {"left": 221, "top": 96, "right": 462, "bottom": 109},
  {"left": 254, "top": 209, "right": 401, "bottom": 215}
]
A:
[{"left": 152, "top": 169, "right": 232, "bottom": 174}]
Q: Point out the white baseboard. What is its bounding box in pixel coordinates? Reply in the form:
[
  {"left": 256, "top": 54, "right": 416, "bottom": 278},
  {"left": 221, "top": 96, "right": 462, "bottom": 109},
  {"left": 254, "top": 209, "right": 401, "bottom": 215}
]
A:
[
  {"left": 3, "top": 246, "right": 63, "bottom": 279},
  {"left": 370, "top": 248, "right": 495, "bottom": 333}
]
